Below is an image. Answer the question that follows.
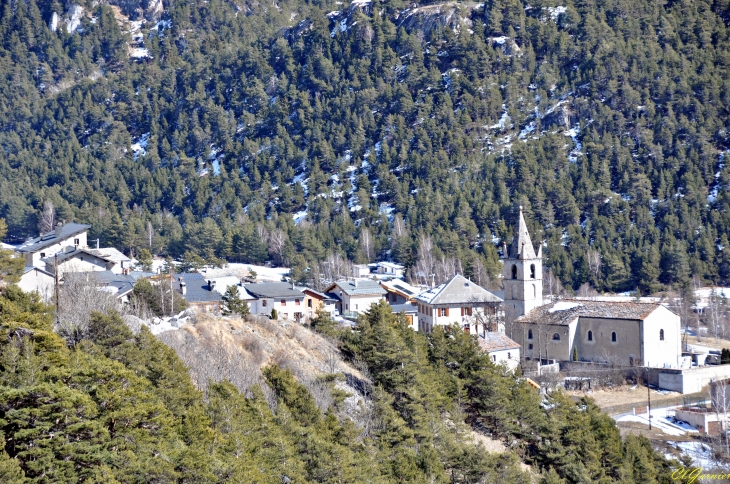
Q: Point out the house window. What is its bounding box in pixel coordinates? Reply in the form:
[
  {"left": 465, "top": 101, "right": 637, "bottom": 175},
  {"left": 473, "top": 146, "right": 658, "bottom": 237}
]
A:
[
  {"left": 492, "top": 355, "right": 497, "bottom": 362},
  {"left": 355, "top": 304, "right": 359, "bottom": 310},
  {"left": 508, "top": 352, "right": 511, "bottom": 359},
  {"left": 528, "top": 344, "right": 533, "bottom": 350},
  {"left": 346, "top": 304, "right": 348, "bottom": 310},
  {"left": 611, "top": 332, "right": 617, "bottom": 342},
  {"left": 587, "top": 330, "right": 593, "bottom": 341},
  {"left": 552, "top": 333, "right": 561, "bottom": 341},
  {"left": 533, "top": 284, "right": 536, "bottom": 298},
  {"left": 281, "top": 300, "right": 286, "bottom": 306},
  {"left": 262, "top": 300, "right": 268, "bottom": 307},
  {"left": 439, "top": 308, "right": 448, "bottom": 317},
  {"left": 295, "top": 299, "right": 300, "bottom": 306},
  {"left": 660, "top": 329, "right": 665, "bottom": 341},
  {"left": 530, "top": 264, "right": 535, "bottom": 278},
  {"left": 511, "top": 264, "right": 517, "bottom": 279},
  {"left": 528, "top": 329, "right": 533, "bottom": 339},
  {"left": 308, "top": 311, "right": 313, "bottom": 318},
  {"left": 461, "top": 307, "right": 473, "bottom": 316},
  {"left": 40, "top": 252, "right": 45, "bottom": 258},
  {"left": 308, "top": 299, "right": 312, "bottom": 308},
  {"left": 74, "top": 238, "right": 80, "bottom": 245}
]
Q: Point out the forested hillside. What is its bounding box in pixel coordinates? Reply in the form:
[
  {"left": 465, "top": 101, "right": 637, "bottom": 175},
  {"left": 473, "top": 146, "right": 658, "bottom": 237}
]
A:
[
  {"left": 0, "top": 278, "right": 674, "bottom": 482},
  {"left": 1, "top": 0, "right": 730, "bottom": 292}
]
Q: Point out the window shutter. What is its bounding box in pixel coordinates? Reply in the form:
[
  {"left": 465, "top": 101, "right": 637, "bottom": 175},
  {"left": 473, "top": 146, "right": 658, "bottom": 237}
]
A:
[{"left": 445, "top": 308, "right": 449, "bottom": 317}]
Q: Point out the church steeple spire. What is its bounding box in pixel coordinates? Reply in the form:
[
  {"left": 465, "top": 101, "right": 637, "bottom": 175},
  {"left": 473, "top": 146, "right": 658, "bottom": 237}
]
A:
[{"left": 509, "top": 206, "right": 536, "bottom": 260}]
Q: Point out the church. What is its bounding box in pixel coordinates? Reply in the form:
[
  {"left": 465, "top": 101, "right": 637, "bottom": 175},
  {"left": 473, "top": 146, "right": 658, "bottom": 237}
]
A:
[{"left": 504, "top": 207, "right": 682, "bottom": 369}]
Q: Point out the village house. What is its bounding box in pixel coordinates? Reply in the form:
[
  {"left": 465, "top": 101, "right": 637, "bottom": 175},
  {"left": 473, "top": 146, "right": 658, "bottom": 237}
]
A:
[
  {"left": 42, "top": 248, "right": 116, "bottom": 278},
  {"left": 244, "top": 282, "right": 307, "bottom": 321},
  {"left": 389, "top": 302, "right": 419, "bottom": 331},
  {"left": 63, "top": 270, "right": 137, "bottom": 303},
  {"left": 380, "top": 279, "right": 421, "bottom": 305},
  {"left": 176, "top": 272, "right": 222, "bottom": 313},
  {"left": 89, "top": 247, "right": 134, "bottom": 275},
  {"left": 478, "top": 332, "right": 521, "bottom": 371},
  {"left": 373, "top": 262, "right": 405, "bottom": 278},
  {"left": 17, "top": 266, "right": 55, "bottom": 300},
  {"left": 415, "top": 274, "right": 503, "bottom": 333},
  {"left": 299, "top": 287, "right": 338, "bottom": 319},
  {"left": 326, "top": 280, "right": 387, "bottom": 316},
  {"left": 16, "top": 222, "right": 91, "bottom": 268},
  {"left": 512, "top": 300, "right": 682, "bottom": 368}
]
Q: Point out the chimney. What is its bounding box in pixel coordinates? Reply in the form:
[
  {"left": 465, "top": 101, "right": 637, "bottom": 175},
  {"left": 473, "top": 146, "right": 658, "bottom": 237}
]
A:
[
  {"left": 55, "top": 223, "right": 62, "bottom": 238},
  {"left": 180, "top": 281, "right": 187, "bottom": 295},
  {"left": 208, "top": 280, "right": 216, "bottom": 291}
]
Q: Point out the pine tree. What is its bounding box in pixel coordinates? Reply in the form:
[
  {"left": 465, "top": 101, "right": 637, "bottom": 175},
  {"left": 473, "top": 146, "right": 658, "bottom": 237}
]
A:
[{"left": 221, "top": 285, "right": 249, "bottom": 317}]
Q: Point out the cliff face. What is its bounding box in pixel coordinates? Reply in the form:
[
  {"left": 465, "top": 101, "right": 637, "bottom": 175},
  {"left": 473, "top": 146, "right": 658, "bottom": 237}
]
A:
[{"left": 396, "top": 2, "right": 480, "bottom": 36}]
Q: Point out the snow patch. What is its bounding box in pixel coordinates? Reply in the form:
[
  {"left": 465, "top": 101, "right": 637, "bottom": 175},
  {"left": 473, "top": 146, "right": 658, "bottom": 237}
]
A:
[
  {"left": 549, "top": 301, "right": 583, "bottom": 312},
  {"left": 131, "top": 133, "right": 150, "bottom": 160}
]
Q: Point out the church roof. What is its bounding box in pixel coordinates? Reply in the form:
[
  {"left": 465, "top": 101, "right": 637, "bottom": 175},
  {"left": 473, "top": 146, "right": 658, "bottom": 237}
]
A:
[
  {"left": 508, "top": 207, "right": 537, "bottom": 260},
  {"left": 513, "top": 299, "right": 668, "bottom": 326}
]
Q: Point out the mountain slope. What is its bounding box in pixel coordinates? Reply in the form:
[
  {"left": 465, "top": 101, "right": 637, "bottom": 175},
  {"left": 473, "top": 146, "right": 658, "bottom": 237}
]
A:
[{"left": 1, "top": 0, "right": 729, "bottom": 292}]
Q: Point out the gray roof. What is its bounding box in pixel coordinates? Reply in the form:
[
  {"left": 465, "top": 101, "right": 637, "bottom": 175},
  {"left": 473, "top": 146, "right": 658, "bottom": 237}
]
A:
[
  {"left": 331, "top": 280, "right": 387, "bottom": 296},
  {"left": 415, "top": 275, "right": 502, "bottom": 305},
  {"left": 389, "top": 302, "right": 418, "bottom": 314},
  {"left": 17, "top": 223, "right": 91, "bottom": 253},
  {"left": 244, "top": 282, "right": 305, "bottom": 299},
  {"left": 63, "top": 270, "right": 135, "bottom": 284},
  {"left": 299, "top": 287, "right": 338, "bottom": 301},
  {"left": 514, "top": 299, "right": 668, "bottom": 326},
  {"left": 41, "top": 248, "right": 113, "bottom": 266},
  {"left": 176, "top": 272, "right": 222, "bottom": 303},
  {"left": 62, "top": 270, "right": 136, "bottom": 299},
  {"left": 507, "top": 207, "right": 537, "bottom": 260},
  {"left": 23, "top": 266, "right": 53, "bottom": 276},
  {"left": 89, "top": 247, "right": 131, "bottom": 263},
  {"left": 479, "top": 333, "right": 521, "bottom": 352},
  {"left": 324, "top": 292, "right": 341, "bottom": 302}
]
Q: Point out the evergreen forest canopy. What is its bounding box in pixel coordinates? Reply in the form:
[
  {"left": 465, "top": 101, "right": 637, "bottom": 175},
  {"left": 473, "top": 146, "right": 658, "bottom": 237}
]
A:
[{"left": 1, "top": 0, "right": 730, "bottom": 293}]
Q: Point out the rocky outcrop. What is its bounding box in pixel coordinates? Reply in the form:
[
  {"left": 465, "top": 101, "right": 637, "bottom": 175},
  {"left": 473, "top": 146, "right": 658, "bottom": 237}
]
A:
[{"left": 396, "top": 2, "right": 481, "bottom": 35}]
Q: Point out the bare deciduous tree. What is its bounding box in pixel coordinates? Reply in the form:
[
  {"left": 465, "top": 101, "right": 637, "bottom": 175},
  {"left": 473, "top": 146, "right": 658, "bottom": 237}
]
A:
[
  {"left": 360, "top": 227, "right": 373, "bottom": 262},
  {"left": 57, "top": 272, "right": 120, "bottom": 346},
  {"left": 586, "top": 248, "right": 602, "bottom": 280},
  {"left": 38, "top": 201, "right": 55, "bottom": 234}
]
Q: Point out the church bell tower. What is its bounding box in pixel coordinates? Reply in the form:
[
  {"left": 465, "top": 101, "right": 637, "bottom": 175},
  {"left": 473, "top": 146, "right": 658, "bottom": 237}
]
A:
[{"left": 502, "top": 206, "right": 543, "bottom": 319}]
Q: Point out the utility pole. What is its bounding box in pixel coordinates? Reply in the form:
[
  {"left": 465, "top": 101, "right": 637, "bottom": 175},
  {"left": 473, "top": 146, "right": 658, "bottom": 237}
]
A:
[
  {"left": 54, "top": 254, "right": 60, "bottom": 326},
  {"left": 646, "top": 367, "right": 652, "bottom": 430}
]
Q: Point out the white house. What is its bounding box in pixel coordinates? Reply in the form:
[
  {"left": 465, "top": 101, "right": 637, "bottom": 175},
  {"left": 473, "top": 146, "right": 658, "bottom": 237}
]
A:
[
  {"left": 326, "top": 280, "right": 387, "bottom": 316},
  {"left": 352, "top": 264, "right": 372, "bottom": 278},
  {"left": 17, "top": 266, "right": 55, "bottom": 300},
  {"left": 415, "top": 274, "right": 503, "bottom": 333},
  {"left": 16, "top": 223, "right": 90, "bottom": 268},
  {"left": 244, "top": 282, "right": 308, "bottom": 321},
  {"left": 42, "top": 248, "right": 115, "bottom": 278},
  {"left": 478, "top": 332, "right": 521, "bottom": 371},
  {"left": 374, "top": 262, "right": 405, "bottom": 278},
  {"left": 90, "top": 248, "right": 133, "bottom": 275}
]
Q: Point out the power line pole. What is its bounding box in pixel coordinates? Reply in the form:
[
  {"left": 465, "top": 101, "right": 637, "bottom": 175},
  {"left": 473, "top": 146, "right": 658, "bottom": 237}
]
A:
[
  {"left": 646, "top": 367, "right": 652, "bottom": 430},
  {"left": 54, "top": 254, "right": 60, "bottom": 326}
]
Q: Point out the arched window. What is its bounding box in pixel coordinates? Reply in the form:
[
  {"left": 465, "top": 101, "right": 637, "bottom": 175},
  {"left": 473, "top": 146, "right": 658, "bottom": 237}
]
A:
[
  {"left": 660, "top": 329, "right": 665, "bottom": 341},
  {"left": 528, "top": 329, "right": 533, "bottom": 339},
  {"left": 530, "top": 264, "right": 536, "bottom": 279},
  {"left": 511, "top": 264, "right": 517, "bottom": 279},
  {"left": 552, "top": 333, "right": 561, "bottom": 341},
  {"left": 587, "top": 330, "right": 593, "bottom": 341},
  {"left": 611, "top": 332, "right": 617, "bottom": 342}
]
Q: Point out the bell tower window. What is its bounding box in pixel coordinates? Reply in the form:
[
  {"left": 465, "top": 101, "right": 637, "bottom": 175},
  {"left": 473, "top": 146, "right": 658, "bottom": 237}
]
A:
[
  {"left": 530, "top": 264, "right": 535, "bottom": 279},
  {"left": 511, "top": 265, "right": 517, "bottom": 279}
]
